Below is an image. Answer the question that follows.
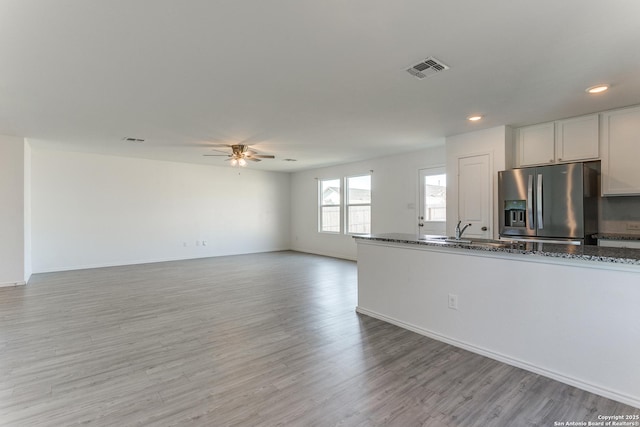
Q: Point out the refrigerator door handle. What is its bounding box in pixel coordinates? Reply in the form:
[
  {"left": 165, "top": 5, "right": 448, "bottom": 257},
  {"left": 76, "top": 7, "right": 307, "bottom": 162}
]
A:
[
  {"left": 537, "top": 173, "right": 543, "bottom": 229},
  {"left": 527, "top": 175, "right": 534, "bottom": 230}
]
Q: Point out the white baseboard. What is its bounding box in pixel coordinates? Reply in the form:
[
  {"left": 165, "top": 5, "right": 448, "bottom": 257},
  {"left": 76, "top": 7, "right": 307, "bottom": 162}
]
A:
[
  {"left": 356, "top": 306, "right": 640, "bottom": 410},
  {"left": 33, "top": 248, "right": 293, "bottom": 274},
  {"left": 0, "top": 281, "right": 26, "bottom": 288},
  {"left": 290, "top": 246, "right": 357, "bottom": 261}
]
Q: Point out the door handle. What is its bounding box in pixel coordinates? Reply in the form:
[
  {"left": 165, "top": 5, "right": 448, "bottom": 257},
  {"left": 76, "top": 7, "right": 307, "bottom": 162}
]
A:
[
  {"left": 527, "top": 175, "right": 534, "bottom": 230},
  {"left": 537, "top": 173, "right": 544, "bottom": 229},
  {"left": 481, "top": 226, "right": 488, "bottom": 231}
]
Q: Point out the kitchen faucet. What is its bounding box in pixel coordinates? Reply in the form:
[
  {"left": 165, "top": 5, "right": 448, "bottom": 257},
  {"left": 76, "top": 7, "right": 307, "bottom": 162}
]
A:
[{"left": 455, "top": 221, "right": 472, "bottom": 240}]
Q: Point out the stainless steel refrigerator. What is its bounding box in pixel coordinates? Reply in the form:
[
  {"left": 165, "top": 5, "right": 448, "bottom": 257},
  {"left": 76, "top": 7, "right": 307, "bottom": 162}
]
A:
[{"left": 498, "top": 162, "right": 599, "bottom": 245}]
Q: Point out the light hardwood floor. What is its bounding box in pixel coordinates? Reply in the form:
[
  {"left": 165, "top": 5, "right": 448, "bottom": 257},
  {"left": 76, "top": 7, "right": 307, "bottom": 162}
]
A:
[{"left": 1, "top": 251, "right": 638, "bottom": 426}]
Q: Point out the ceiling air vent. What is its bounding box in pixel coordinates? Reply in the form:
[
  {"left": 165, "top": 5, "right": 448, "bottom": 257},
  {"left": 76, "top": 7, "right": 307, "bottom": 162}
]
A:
[{"left": 406, "top": 56, "right": 450, "bottom": 79}]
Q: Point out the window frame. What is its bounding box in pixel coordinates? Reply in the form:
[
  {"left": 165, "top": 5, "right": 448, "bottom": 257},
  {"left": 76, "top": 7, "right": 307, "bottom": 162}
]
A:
[
  {"left": 318, "top": 178, "right": 342, "bottom": 234},
  {"left": 317, "top": 173, "right": 372, "bottom": 235},
  {"left": 345, "top": 174, "right": 372, "bottom": 236}
]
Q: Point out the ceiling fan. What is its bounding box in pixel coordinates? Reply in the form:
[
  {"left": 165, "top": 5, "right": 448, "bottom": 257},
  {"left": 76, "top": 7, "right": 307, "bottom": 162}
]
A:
[{"left": 203, "top": 144, "right": 275, "bottom": 166}]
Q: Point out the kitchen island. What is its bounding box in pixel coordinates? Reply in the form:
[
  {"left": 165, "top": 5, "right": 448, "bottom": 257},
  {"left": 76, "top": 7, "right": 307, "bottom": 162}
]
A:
[{"left": 354, "top": 234, "right": 640, "bottom": 409}]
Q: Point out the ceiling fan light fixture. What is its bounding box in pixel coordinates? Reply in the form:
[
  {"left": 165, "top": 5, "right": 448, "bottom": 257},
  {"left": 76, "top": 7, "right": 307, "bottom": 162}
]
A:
[{"left": 203, "top": 143, "right": 274, "bottom": 166}]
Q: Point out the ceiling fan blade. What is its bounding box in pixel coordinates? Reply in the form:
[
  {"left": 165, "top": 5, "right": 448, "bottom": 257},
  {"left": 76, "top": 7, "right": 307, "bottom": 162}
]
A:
[
  {"left": 247, "top": 157, "right": 261, "bottom": 162},
  {"left": 207, "top": 147, "right": 231, "bottom": 154},
  {"left": 250, "top": 154, "right": 275, "bottom": 159},
  {"left": 203, "top": 154, "right": 230, "bottom": 157}
]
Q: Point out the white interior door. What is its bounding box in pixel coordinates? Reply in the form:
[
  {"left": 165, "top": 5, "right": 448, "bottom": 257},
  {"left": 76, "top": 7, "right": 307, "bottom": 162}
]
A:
[
  {"left": 457, "top": 154, "right": 491, "bottom": 239},
  {"left": 418, "top": 167, "right": 446, "bottom": 236}
]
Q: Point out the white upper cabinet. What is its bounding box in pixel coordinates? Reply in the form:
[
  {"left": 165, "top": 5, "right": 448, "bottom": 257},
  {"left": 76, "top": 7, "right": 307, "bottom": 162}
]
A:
[
  {"left": 601, "top": 105, "right": 640, "bottom": 196},
  {"left": 518, "top": 122, "right": 555, "bottom": 166},
  {"left": 516, "top": 114, "right": 599, "bottom": 167},
  {"left": 555, "top": 114, "right": 599, "bottom": 162}
]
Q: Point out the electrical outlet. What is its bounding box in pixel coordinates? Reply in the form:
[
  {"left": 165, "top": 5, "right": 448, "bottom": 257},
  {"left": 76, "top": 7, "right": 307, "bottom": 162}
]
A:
[
  {"left": 196, "top": 240, "right": 200, "bottom": 246},
  {"left": 627, "top": 222, "right": 640, "bottom": 231},
  {"left": 448, "top": 294, "right": 458, "bottom": 310},
  {"left": 202, "top": 240, "right": 207, "bottom": 246}
]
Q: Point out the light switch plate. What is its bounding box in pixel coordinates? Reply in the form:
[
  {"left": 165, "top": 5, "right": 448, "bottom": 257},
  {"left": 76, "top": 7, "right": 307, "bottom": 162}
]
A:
[{"left": 448, "top": 294, "right": 458, "bottom": 310}]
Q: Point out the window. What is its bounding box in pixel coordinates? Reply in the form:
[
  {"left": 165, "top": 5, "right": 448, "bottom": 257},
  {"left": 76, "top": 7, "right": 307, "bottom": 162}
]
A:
[
  {"left": 423, "top": 173, "right": 446, "bottom": 221},
  {"left": 419, "top": 167, "right": 446, "bottom": 235},
  {"left": 319, "top": 178, "right": 341, "bottom": 233},
  {"left": 346, "top": 175, "right": 371, "bottom": 234},
  {"left": 318, "top": 174, "right": 372, "bottom": 234}
]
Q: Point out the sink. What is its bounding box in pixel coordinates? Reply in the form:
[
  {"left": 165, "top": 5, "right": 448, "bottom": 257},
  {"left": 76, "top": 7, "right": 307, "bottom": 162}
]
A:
[
  {"left": 468, "top": 241, "right": 515, "bottom": 249},
  {"left": 445, "top": 238, "right": 472, "bottom": 244},
  {"left": 419, "top": 235, "right": 448, "bottom": 241}
]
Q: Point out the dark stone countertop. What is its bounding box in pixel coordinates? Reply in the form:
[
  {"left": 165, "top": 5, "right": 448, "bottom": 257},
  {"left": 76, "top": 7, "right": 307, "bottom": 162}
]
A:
[{"left": 354, "top": 233, "right": 640, "bottom": 266}]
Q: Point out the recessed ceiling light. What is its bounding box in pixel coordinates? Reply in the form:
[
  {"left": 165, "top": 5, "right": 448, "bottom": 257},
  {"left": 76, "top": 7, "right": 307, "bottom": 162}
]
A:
[
  {"left": 586, "top": 84, "right": 609, "bottom": 94},
  {"left": 467, "top": 115, "right": 482, "bottom": 122}
]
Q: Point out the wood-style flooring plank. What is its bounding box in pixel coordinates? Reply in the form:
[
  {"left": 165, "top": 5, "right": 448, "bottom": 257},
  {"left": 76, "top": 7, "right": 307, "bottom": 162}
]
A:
[{"left": 0, "top": 251, "right": 638, "bottom": 426}]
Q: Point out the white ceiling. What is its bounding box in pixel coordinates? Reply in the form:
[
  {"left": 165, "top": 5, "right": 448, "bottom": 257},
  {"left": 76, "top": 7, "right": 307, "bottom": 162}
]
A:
[{"left": 2, "top": 1, "right": 640, "bottom": 172}]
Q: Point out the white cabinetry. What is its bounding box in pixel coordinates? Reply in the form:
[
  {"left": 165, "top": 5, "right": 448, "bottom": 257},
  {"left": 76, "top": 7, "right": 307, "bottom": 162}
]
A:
[
  {"left": 601, "top": 105, "right": 640, "bottom": 196},
  {"left": 355, "top": 239, "right": 640, "bottom": 407},
  {"left": 517, "top": 114, "right": 599, "bottom": 167},
  {"left": 518, "top": 122, "right": 555, "bottom": 166},
  {"left": 555, "top": 114, "right": 599, "bottom": 162}
]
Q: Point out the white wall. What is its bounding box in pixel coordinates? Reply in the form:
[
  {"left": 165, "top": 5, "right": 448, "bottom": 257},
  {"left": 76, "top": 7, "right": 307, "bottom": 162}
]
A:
[
  {"left": 24, "top": 140, "right": 32, "bottom": 282},
  {"left": 290, "top": 145, "right": 446, "bottom": 260},
  {"left": 32, "top": 149, "right": 291, "bottom": 272},
  {"left": 446, "top": 126, "right": 509, "bottom": 239},
  {"left": 0, "top": 135, "right": 26, "bottom": 286}
]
